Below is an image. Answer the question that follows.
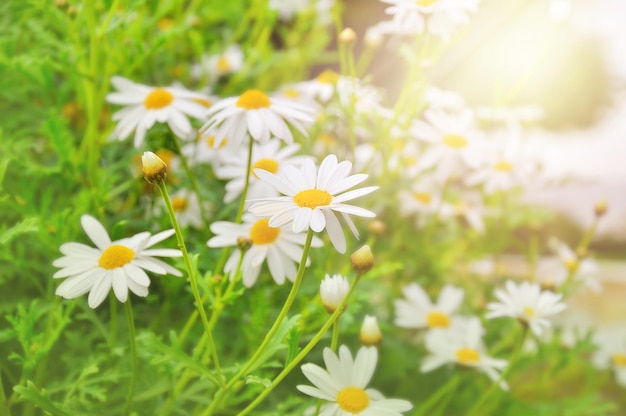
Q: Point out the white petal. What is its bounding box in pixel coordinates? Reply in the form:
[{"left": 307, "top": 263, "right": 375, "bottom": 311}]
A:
[{"left": 81, "top": 215, "right": 112, "bottom": 250}]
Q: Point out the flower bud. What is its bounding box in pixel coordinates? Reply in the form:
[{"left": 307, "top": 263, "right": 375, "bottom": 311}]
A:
[
  {"left": 339, "top": 27, "right": 357, "bottom": 46},
  {"left": 350, "top": 245, "right": 374, "bottom": 275},
  {"left": 359, "top": 315, "right": 382, "bottom": 346},
  {"left": 368, "top": 220, "right": 386, "bottom": 235},
  {"left": 364, "top": 26, "right": 383, "bottom": 49},
  {"left": 594, "top": 200, "right": 607, "bottom": 218},
  {"left": 320, "top": 274, "right": 350, "bottom": 314},
  {"left": 141, "top": 151, "right": 167, "bottom": 184}
]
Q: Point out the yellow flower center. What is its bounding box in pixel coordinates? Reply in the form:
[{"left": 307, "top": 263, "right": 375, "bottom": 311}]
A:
[
  {"left": 144, "top": 88, "right": 174, "bottom": 110},
  {"left": 523, "top": 306, "right": 535, "bottom": 317},
  {"left": 443, "top": 134, "right": 468, "bottom": 148},
  {"left": 250, "top": 219, "right": 280, "bottom": 245},
  {"left": 413, "top": 192, "right": 432, "bottom": 205},
  {"left": 98, "top": 245, "right": 135, "bottom": 270},
  {"left": 426, "top": 311, "right": 450, "bottom": 328},
  {"left": 316, "top": 69, "right": 339, "bottom": 85},
  {"left": 417, "top": 0, "right": 437, "bottom": 6},
  {"left": 204, "top": 135, "right": 228, "bottom": 148},
  {"left": 236, "top": 89, "right": 271, "bottom": 109},
  {"left": 494, "top": 161, "right": 513, "bottom": 171},
  {"left": 252, "top": 158, "right": 279, "bottom": 178},
  {"left": 282, "top": 88, "right": 301, "bottom": 98},
  {"left": 564, "top": 259, "right": 579, "bottom": 273},
  {"left": 192, "top": 97, "right": 212, "bottom": 107},
  {"left": 171, "top": 196, "right": 188, "bottom": 212},
  {"left": 336, "top": 386, "right": 370, "bottom": 413},
  {"left": 456, "top": 347, "right": 481, "bottom": 364},
  {"left": 294, "top": 189, "right": 332, "bottom": 209},
  {"left": 217, "top": 56, "right": 231, "bottom": 73},
  {"left": 612, "top": 353, "right": 626, "bottom": 367},
  {"left": 156, "top": 149, "right": 175, "bottom": 166}
]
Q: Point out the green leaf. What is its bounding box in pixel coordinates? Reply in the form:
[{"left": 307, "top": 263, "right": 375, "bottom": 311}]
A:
[
  {"left": 245, "top": 375, "right": 272, "bottom": 388},
  {"left": 251, "top": 314, "right": 301, "bottom": 373},
  {"left": 13, "top": 381, "right": 73, "bottom": 416}
]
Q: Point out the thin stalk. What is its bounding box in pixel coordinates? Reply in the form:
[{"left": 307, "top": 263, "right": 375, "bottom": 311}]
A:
[
  {"left": 235, "top": 137, "right": 255, "bottom": 222},
  {"left": 466, "top": 327, "right": 528, "bottom": 416},
  {"left": 123, "top": 300, "right": 137, "bottom": 415},
  {"left": 237, "top": 272, "right": 364, "bottom": 416},
  {"left": 157, "top": 181, "right": 224, "bottom": 384},
  {"left": 206, "top": 229, "right": 315, "bottom": 415},
  {"left": 330, "top": 321, "right": 340, "bottom": 352},
  {"left": 109, "top": 296, "right": 118, "bottom": 347},
  {"left": 411, "top": 374, "right": 460, "bottom": 416},
  {"left": 0, "top": 370, "right": 11, "bottom": 416}
]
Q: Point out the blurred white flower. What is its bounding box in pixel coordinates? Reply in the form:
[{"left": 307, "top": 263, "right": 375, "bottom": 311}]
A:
[
  {"left": 438, "top": 192, "right": 486, "bottom": 233},
  {"left": 536, "top": 238, "right": 601, "bottom": 293},
  {"left": 486, "top": 280, "right": 567, "bottom": 336},
  {"left": 213, "top": 139, "right": 312, "bottom": 204},
  {"left": 191, "top": 44, "right": 244, "bottom": 81},
  {"left": 106, "top": 76, "right": 210, "bottom": 147},
  {"left": 53, "top": 215, "right": 181, "bottom": 309},
  {"left": 207, "top": 213, "right": 321, "bottom": 287},
  {"left": 593, "top": 326, "right": 626, "bottom": 387},
  {"left": 269, "top": 0, "right": 335, "bottom": 24},
  {"left": 300, "top": 69, "right": 340, "bottom": 103},
  {"left": 413, "top": 109, "right": 484, "bottom": 182},
  {"left": 160, "top": 189, "right": 204, "bottom": 229},
  {"left": 395, "top": 283, "right": 464, "bottom": 330},
  {"left": 200, "top": 89, "right": 315, "bottom": 149},
  {"left": 249, "top": 154, "right": 378, "bottom": 253},
  {"left": 297, "top": 345, "right": 413, "bottom": 415},
  {"left": 378, "top": 0, "right": 479, "bottom": 40},
  {"left": 398, "top": 177, "right": 442, "bottom": 221},
  {"left": 320, "top": 274, "right": 350, "bottom": 313},
  {"left": 424, "top": 86, "right": 466, "bottom": 112},
  {"left": 421, "top": 317, "right": 508, "bottom": 389}
]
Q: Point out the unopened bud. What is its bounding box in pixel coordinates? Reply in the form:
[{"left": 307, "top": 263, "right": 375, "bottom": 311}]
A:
[
  {"left": 320, "top": 274, "right": 350, "bottom": 314},
  {"left": 594, "top": 200, "right": 607, "bottom": 217},
  {"left": 339, "top": 27, "right": 357, "bottom": 46},
  {"left": 359, "top": 315, "right": 382, "bottom": 346},
  {"left": 236, "top": 236, "right": 253, "bottom": 252},
  {"left": 141, "top": 151, "right": 168, "bottom": 184},
  {"left": 368, "top": 220, "right": 386, "bottom": 235},
  {"left": 350, "top": 245, "right": 374, "bottom": 275}
]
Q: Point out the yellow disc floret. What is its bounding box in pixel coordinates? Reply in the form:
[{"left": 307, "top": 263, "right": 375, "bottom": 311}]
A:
[
  {"left": 413, "top": 192, "right": 432, "bottom": 205},
  {"left": 336, "top": 386, "right": 370, "bottom": 413},
  {"left": 494, "top": 161, "right": 513, "bottom": 171},
  {"left": 98, "top": 245, "right": 135, "bottom": 270},
  {"left": 144, "top": 89, "right": 174, "bottom": 109},
  {"left": 236, "top": 89, "right": 271, "bottom": 109},
  {"left": 426, "top": 311, "right": 450, "bottom": 328},
  {"left": 443, "top": 134, "right": 468, "bottom": 148},
  {"left": 171, "top": 196, "right": 188, "bottom": 212},
  {"left": 612, "top": 353, "right": 626, "bottom": 367},
  {"left": 250, "top": 219, "right": 280, "bottom": 245},
  {"left": 252, "top": 158, "right": 279, "bottom": 178},
  {"left": 417, "top": 0, "right": 438, "bottom": 6},
  {"left": 316, "top": 70, "right": 339, "bottom": 85},
  {"left": 294, "top": 189, "right": 332, "bottom": 209},
  {"left": 456, "top": 347, "right": 481, "bottom": 364}
]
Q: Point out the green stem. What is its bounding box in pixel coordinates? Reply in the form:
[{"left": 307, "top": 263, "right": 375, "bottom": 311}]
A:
[
  {"left": 466, "top": 327, "right": 527, "bottom": 416},
  {"left": 123, "top": 300, "right": 137, "bottom": 415},
  {"left": 0, "top": 370, "right": 11, "bottom": 416},
  {"left": 157, "top": 180, "right": 224, "bottom": 385},
  {"left": 109, "top": 296, "right": 117, "bottom": 348},
  {"left": 237, "top": 272, "right": 364, "bottom": 416},
  {"left": 206, "top": 229, "right": 315, "bottom": 415},
  {"left": 235, "top": 137, "right": 255, "bottom": 222},
  {"left": 330, "top": 321, "right": 340, "bottom": 352},
  {"left": 411, "top": 374, "right": 460, "bottom": 416}
]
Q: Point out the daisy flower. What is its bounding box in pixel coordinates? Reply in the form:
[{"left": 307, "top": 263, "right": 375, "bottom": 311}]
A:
[
  {"left": 199, "top": 89, "right": 315, "bottom": 149},
  {"left": 412, "top": 109, "right": 484, "bottom": 182},
  {"left": 213, "top": 139, "right": 312, "bottom": 204},
  {"left": 536, "top": 238, "right": 601, "bottom": 293},
  {"left": 438, "top": 192, "right": 486, "bottom": 233},
  {"left": 379, "top": 0, "right": 480, "bottom": 40},
  {"left": 207, "top": 214, "right": 322, "bottom": 287},
  {"left": 360, "top": 315, "right": 383, "bottom": 346},
  {"left": 106, "top": 76, "right": 210, "bottom": 148},
  {"left": 421, "top": 317, "right": 508, "bottom": 389},
  {"left": 300, "top": 69, "right": 340, "bottom": 103},
  {"left": 249, "top": 154, "right": 379, "bottom": 254},
  {"left": 485, "top": 280, "right": 567, "bottom": 336},
  {"left": 395, "top": 283, "right": 464, "bottom": 330},
  {"left": 398, "top": 177, "right": 442, "bottom": 221},
  {"left": 297, "top": 345, "right": 413, "bottom": 415},
  {"left": 191, "top": 44, "right": 244, "bottom": 81},
  {"left": 53, "top": 215, "right": 182, "bottom": 309}
]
